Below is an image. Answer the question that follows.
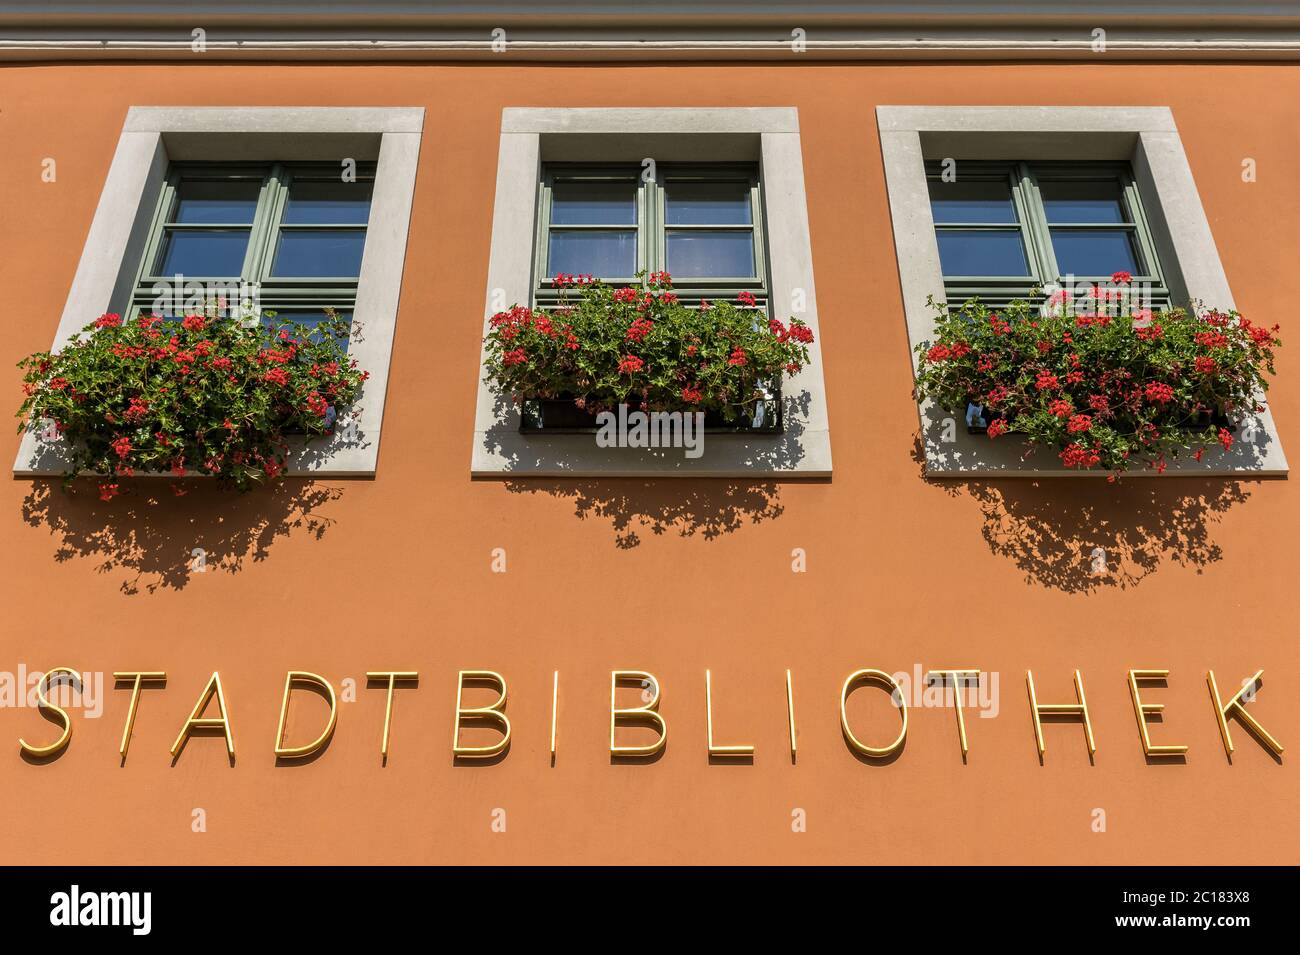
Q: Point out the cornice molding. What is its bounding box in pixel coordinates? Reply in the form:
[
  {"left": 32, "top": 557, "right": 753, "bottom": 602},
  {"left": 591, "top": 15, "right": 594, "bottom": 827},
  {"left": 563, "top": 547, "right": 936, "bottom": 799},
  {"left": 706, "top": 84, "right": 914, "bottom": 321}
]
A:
[
  {"left": 5, "top": 3, "right": 1300, "bottom": 62},
  {"left": 6, "top": 36, "right": 1300, "bottom": 62}
]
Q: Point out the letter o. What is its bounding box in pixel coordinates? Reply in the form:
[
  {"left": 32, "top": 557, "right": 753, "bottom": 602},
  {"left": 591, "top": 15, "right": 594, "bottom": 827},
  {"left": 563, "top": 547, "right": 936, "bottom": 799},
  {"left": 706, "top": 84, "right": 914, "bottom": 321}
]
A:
[{"left": 840, "top": 669, "right": 908, "bottom": 758}]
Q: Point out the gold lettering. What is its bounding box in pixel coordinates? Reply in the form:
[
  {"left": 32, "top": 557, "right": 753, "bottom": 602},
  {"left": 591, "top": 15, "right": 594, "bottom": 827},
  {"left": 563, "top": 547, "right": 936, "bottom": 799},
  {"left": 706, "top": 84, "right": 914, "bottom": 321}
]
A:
[
  {"left": 840, "top": 669, "right": 907, "bottom": 758},
  {"left": 170, "top": 672, "right": 235, "bottom": 760},
  {"left": 1207, "top": 669, "right": 1284, "bottom": 758},
  {"left": 274, "top": 671, "right": 338, "bottom": 759},
  {"left": 1127, "top": 669, "right": 1188, "bottom": 757},
  {"left": 550, "top": 670, "right": 559, "bottom": 760},
  {"left": 366, "top": 671, "right": 418, "bottom": 761},
  {"left": 927, "top": 669, "right": 980, "bottom": 758},
  {"left": 785, "top": 669, "right": 797, "bottom": 762},
  {"left": 19, "top": 666, "right": 80, "bottom": 758},
  {"left": 452, "top": 670, "right": 511, "bottom": 758},
  {"left": 113, "top": 671, "right": 166, "bottom": 761},
  {"left": 705, "top": 670, "right": 754, "bottom": 757},
  {"left": 610, "top": 670, "right": 667, "bottom": 757},
  {"left": 1026, "top": 669, "right": 1095, "bottom": 757}
]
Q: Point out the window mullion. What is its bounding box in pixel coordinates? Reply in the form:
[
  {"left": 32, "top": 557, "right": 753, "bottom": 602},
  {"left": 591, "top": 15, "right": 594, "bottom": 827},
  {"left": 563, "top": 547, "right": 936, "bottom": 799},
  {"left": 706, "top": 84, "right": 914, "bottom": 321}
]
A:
[
  {"left": 1018, "top": 163, "right": 1058, "bottom": 286},
  {"left": 247, "top": 164, "right": 285, "bottom": 289},
  {"left": 130, "top": 170, "right": 180, "bottom": 313},
  {"left": 750, "top": 171, "right": 767, "bottom": 295},
  {"left": 532, "top": 171, "right": 553, "bottom": 301},
  {"left": 644, "top": 167, "right": 658, "bottom": 279},
  {"left": 1123, "top": 170, "right": 1165, "bottom": 285}
]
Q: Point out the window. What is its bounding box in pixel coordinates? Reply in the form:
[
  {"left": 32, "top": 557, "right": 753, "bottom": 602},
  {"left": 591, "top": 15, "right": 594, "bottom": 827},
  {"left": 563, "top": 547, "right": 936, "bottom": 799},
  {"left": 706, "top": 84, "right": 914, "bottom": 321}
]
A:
[
  {"left": 134, "top": 162, "right": 376, "bottom": 339},
  {"left": 535, "top": 163, "right": 765, "bottom": 304},
  {"left": 472, "top": 107, "right": 831, "bottom": 476},
  {"left": 12, "top": 106, "right": 423, "bottom": 479},
  {"left": 528, "top": 162, "right": 776, "bottom": 432},
  {"left": 927, "top": 161, "right": 1167, "bottom": 309},
  {"left": 877, "top": 105, "right": 1286, "bottom": 476}
]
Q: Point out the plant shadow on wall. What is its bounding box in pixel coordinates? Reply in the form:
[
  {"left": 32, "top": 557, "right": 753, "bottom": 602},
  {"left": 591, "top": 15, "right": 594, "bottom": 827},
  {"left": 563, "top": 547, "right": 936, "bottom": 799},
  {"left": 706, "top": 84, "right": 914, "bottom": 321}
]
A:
[
  {"left": 502, "top": 478, "right": 786, "bottom": 549},
  {"left": 912, "top": 438, "right": 1254, "bottom": 592},
  {"left": 487, "top": 390, "right": 814, "bottom": 548},
  {"left": 20, "top": 479, "right": 345, "bottom": 596}
]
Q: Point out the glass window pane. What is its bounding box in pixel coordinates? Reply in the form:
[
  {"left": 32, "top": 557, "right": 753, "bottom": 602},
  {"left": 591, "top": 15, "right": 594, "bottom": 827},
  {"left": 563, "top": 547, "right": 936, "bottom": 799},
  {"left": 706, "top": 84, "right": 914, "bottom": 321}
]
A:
[
  {"left": 172, "top": 179, "right": 260, "bottom": 224},
  {"left": 1039, "top": 180, "right": 1129, "bottom": 223},
  {"left": 157, "top": 229, "right": 250, "bottom": 276},
  {"left": 665, "top": 230, "right": 755, "bottom": 277},
  {"left": 928, "top": 179, "right": 1019, "bottom": 224},
  {"left": 935, "top": 230, "right": 1031, "bottom": 277},
  {"left": 1049, "top": 229, "right": 1139, "bottom": 275},
  {"left": 665, "top": 180, "right": 752, "bottom": 225},
  {"left": 282, "top": 180, "right": 373, "bottom": 225},
  {"left": 547, "top": 230, "right": 636, "bottom": 276},
  {"left": 271, "top": 231, "right": 367, "bottom": 278},
  {"left": 550, "top": 180, "right": 637, "bottom": 225}
]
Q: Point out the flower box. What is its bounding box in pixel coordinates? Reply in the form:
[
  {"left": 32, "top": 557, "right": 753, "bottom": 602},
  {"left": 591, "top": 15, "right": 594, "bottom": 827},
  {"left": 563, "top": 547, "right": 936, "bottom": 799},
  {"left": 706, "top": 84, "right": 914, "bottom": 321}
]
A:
[
  {"left": 17, "top": 309, "right": 367, "bottom": 495},
  {"left": 913, "top": 274, "right": 1280, "bottom": 473},
  {"left": 483, "top": 273, "right": 813, "bottom": 433},
  {"left": 520, "top": 394, "right": 781, "bottom": 433}
]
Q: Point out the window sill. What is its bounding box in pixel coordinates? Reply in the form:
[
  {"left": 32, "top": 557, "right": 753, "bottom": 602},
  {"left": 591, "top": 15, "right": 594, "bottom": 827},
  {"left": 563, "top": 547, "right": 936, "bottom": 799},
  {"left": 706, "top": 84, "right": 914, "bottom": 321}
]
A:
[
  {"left": 471, "top": 424, "right": 833, "bottom": 478},
  {"left": 918, "top": 401, "right": 1288, "bottom": 477},
  {"left": 13, "top": 430, "right": 379, "bottom": 479}
]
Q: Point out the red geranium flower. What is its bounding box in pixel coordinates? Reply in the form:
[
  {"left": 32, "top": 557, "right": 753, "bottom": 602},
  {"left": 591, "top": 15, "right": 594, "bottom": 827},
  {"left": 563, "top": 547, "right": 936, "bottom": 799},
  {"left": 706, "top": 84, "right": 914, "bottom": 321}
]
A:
[{"left": 1144, "top": 382, "right": 1175, "bottom": 404}]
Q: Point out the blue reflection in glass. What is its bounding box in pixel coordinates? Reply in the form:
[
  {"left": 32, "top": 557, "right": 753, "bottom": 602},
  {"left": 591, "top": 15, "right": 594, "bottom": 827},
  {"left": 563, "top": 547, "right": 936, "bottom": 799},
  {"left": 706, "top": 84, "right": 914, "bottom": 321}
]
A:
[
  {"left": 665, "top": 231, "right": 755, "bottom": 277},
  {"left": 1040, "top": 180, "right": 1128, "bottom": 223},
  {"left": 928, "top": 179, "right": 1019, "bottom": 224},
  {"left": 548, "top": 230, "right": 636, "bottom": 276},
  {"left": 665, "top": 181, "right": 752, "bottom": 225},
  {"left": 283, "top": 180, "right": 373, "bottom": 225},
  {"left": 271, "top": 231, "right": 366, "bottom": 278},
  {"left": 1050, "top": 230, "right": 1138, "bottom": 275},
  {"left": 173, "top": 180, "right": 259, "bottom": 224},
  {"left": 935, "top": 230, "right": 1030, "bottom": 276},
  {"left": 261, "top": 310, "right": 352, "bottom": 346},
  {"left": 157, "top": 230, "right": 250, "bottom": 276},
  {"left": 550, "top": 181, "right": 637, "bottom": 225}
]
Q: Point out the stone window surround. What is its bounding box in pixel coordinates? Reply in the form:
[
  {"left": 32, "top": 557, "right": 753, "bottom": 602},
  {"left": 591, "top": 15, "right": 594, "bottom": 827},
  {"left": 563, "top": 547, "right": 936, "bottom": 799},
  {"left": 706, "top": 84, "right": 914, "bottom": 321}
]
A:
[
  {"left": 878, "top": 104, "right": 1287, "bottom": 477},
  {"left": 471, "top": 107, "right": 832, "bottom": 477},
  {"left": 12, "top": 105, "right": 424, "bottom": 478}
]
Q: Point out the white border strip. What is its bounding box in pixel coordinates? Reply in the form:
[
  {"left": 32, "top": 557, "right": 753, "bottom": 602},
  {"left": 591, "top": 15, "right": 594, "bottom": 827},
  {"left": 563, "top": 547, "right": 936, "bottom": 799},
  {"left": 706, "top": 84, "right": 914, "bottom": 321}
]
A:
[{"left": 8, "top": 38, "right": 1300, "bottom": 62}]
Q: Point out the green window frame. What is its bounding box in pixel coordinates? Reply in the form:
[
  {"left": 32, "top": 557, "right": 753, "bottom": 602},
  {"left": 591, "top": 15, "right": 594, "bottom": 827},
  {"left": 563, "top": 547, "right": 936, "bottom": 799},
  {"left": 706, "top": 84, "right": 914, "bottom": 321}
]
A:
[
  {"left": 528, "top": 161, "right": 779, "bottom": 433},
  {"left": 927, "top": 160, "right": 1168, "bottom": 309},
  {"left": 534, "top": 162, "right": 768, "bottom": 307},
  {"left": 131, "top": 161, "right": 376, "bottom": 333}
]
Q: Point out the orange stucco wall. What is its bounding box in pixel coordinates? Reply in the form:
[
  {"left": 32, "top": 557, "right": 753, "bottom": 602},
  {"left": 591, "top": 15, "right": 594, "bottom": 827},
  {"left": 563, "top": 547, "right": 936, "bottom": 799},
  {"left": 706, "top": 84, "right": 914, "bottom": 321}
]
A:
[{"left": 0, "top": 61, "right": 1295, "bottom": 864}]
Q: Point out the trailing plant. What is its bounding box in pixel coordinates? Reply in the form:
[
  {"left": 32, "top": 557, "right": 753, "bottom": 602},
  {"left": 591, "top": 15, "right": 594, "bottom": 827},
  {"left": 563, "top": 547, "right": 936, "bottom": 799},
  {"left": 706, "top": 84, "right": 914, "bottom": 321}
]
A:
[
  {"left": 913, "top": 273, "right": 1281, "bottom": 473},
  {"left": 482, "top": 272, "right": 814, "bottom": 422},
  {"left": 17, "top": 309, "right": 367, "bottom": 495}
]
